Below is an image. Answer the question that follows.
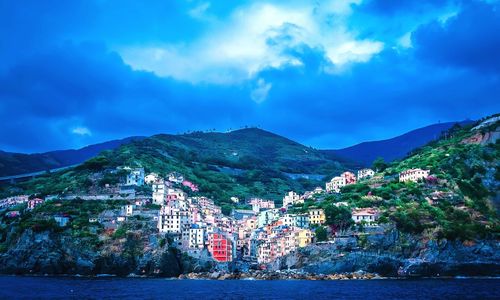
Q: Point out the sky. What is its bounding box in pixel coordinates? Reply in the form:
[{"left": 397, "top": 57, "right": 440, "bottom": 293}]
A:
[{"left": 0, "top": 0, "right": 499, "bottom": 153}]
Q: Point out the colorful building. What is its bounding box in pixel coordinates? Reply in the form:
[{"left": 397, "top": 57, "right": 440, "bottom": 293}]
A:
[{"left": 208, "top": 233, "right": 233, "bottom": 262}]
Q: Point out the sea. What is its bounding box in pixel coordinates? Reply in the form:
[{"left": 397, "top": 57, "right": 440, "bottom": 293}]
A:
[{"left": 0, "top": 276, "right": 498, "bottom": 299}]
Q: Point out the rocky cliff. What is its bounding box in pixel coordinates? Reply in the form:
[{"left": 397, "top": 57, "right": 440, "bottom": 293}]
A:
[{"left": 269, "top": 230, "right": 500, "bottom": 277}]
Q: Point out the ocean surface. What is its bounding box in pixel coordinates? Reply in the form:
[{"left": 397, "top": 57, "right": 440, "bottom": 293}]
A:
[{"left": 0, "top": 276, "right": 498, "bottom": 299}]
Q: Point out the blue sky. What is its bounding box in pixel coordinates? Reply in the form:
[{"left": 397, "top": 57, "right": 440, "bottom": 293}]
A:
[{"left": 0, "top": 0, "right": 499, "bottom": 153}]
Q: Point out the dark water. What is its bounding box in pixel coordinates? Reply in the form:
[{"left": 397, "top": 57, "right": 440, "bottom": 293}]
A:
[{"left": 0, "top": 276, "right": 498, "bottom": 299}]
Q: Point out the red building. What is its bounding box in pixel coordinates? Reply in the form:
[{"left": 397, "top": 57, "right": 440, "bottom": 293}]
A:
[{"left": 208, "top": 233, "right": 233, "bottom": 262}]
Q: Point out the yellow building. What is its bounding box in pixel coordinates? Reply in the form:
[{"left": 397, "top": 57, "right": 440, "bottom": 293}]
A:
[
  {"left": 296, "top": 229, "right": 313, "bottom": 248},
  {"left": 308, "top": 208, "right": 326, "bottom": 225}
]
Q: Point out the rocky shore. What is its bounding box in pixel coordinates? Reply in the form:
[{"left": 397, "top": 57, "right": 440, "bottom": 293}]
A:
[{"left": 179, "top": 270, "right": 381, "bottom": 280}]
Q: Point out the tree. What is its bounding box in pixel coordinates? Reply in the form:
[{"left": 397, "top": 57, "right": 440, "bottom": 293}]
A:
[
  {"left": 315, "top": 226, "right": 327, "bottom": 242},
  {"left": 324, "top": 205, "right": 354, "bottom": 234},
  {"left": 372, "top": 157, "right": 388, "bottom": 172}
]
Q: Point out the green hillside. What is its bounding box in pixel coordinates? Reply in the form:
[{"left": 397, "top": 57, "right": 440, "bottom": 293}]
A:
[
  {"left": 0, "top": 128, "right": 351, "bottom": 205},
  {"left": 306, "top": 116, "right": 499, "bottom": 241}
]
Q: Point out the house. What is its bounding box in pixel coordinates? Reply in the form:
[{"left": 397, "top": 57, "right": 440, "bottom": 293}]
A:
[
  {"left": 326, "top": 176, "right": 346, "bottom": 193},
  {"left": 230, "top": 197, "right": 239, "bottom": 203},
  {"left": 313, "top": 187, "right": 324, "bottom": 194},
  {"left": 326, "top": 172, "right": 356, "bottom": 193},
  {"left": 157, "top": 205, "right": 189, "bottom": 234},
  {"left": 280, "top": 214, "right": 309, "bottom": 228},
  {"left": 27, "top": 198, "right": 44, "bottom": 210},
  {"left": 208, "top": 232, "right": 233, "bottom": 262},
  {"left": 123, "top": 204, "right": 134, "bottom": 216},
  {"left": 145, "top": 173, "right": 159, "bottom": 185},
  {"left": 231, "top": 209, "right": 255, "bottom": 220},
  {"left": 126, "top": 168, "right": 145, "bottom": 186},
  {"left": 357, "top": 168, "right": 375, "bottom": 180},
  {"left": 167, "top": 172, "right": 184, "bottom": 184},
  {"left": 182, "top": 180, "right": 199, "bottom": 192},
  {"left": 352, "top": 208, "right": 379, "bottom": 224},
  {"left": 342, "top": 172, "right": 357, "bottom": 184},
  {"left": 308, "top": 209, "right": 326, "bottom": 225},
  {"left": 282, "top": 191, "right": 303, "bottom": 207},
  {"left": 152, "top": 180, "right": 166, "bottom": 205},
  {"left": 257, "top": 209, "right": 280, "bottom": 228},
  {"left": 54, "top": 214, "right": 70, "bottom": 227},
  {"left": 399, "top": 168, "right": 430, "bottom": 183},
  {"left": 188, "top": 224, "right": 205, "bottom": 249},
  {"left": 296, "top": 228, "right": 313, "bottom": 247},
  {"left": 250, "top": 198, "right": 275, "bottom": 212}
]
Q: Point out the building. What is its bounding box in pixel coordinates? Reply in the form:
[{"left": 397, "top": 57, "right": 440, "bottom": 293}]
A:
[
  {"left": 296, "top": 229, "right": 313, "bottom": 247},
  {"left": 357, "top": 168, "right": 375, "bottom": 180},
  {"left": 152, "top": 181, "right": 166, "bottom": 205},
  {"left": 188, "top": 225, "right": 205, "bottom": 249},
  {"left": 145, "top": 173, "right": 159, "bottom": 185},
  {"left": 257, "top": 209, "right": 280, "bottom": 228},
  {"left": 27, "top": 198, "right": 44, "bottom": 210},
  {"left": 231, "top": 209, "right": 255, "bottom": 220},
  {"left": 250, "top": 198, "right": 275, "bottom": 212},
  {"left": 126, "top": 168, "right": 145, "bottom": 186},
  {"left": 352, "top": 208, "right": 379, "bottom": 224},
  {"left": 157, "top": 205, "right": 189, "bottom": 234},
  {"left": 54, "top": 214, "right": 70, "bottom": 227},
  {"left": 399, "top": 168, "right": 430, "bottom": 183},
  {"left": 123, "top": 204, "right": 134, "bottom": 216},
  {"left": 326, "top": 176, "right": 346, "bottom": 193},
  {"left": 208, "top": 232, "right": 232, "bottom": 262},
  {"left": 167, "top": 172, "right": 184, "bottom": 184},
  {"left": 282, "top": 191, "right": 303, "bottom": 207},
  {"left": 342, "top": 172, "right": 357, "bottom": 184},
  {"left": 308, "top": 209, "right": 326, "bottom": 225},
  {"left": 326, "top": 172, "right": 356, "bottom": 193}
]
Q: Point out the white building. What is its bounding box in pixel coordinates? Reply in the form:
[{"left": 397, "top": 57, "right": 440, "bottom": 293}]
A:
[
  {"left": 158, "top": 205, "right": 189, "bottom": 234},
  {"left": 152, "top": 181, "right": 166, "bottom": 205},
  {"left": 124, "top": 204, "right": 134, "bottom": 216},
  {"left": 399, "top": 168, "right": 430, "bottom": 183},
  {"left": 188, "top": 225, "right": 205, "bottom": 249},
  {"left": 357, "top": 168, "right": 375, "bottom": 180},
  {"left": 352, "top": 208, "right": 379, "bottom": 224},
  {"left": 145, "top": 173, "right": 159, "bottom": 185},
  {"left": 282, "top": 191, "right": 303, "bottom": 207},
  {"left": 326, "top": 176, "right": 346, "bottom": 193}
]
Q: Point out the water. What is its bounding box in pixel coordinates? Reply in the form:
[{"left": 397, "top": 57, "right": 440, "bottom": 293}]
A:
[{"left": 0, "top": 276, "right": 498, "bottom": 299}]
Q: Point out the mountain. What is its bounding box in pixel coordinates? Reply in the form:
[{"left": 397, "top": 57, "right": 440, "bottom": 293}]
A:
[
  {"left": 327, "top": 121, "right": 474, "bottom": 166},
  {"left": 0, "top": 128, "right": 351, "bottom": 203},
  {"left": 0, "top": 137, "right": 145, "bottom": 177}
]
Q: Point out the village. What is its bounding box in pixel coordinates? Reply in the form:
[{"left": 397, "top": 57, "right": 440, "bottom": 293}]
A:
[{"left": 0, "top": 166, "right": 432, "bottom": 265}]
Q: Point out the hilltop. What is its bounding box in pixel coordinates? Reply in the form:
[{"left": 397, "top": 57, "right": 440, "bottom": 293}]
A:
[
  {"left": 0, "top": 128, "right": 351, "bottom": 204},
  {"left": 329, "top": 121, "right": 473, "bottom": 166},
  {"left": 0, "top": 137, "right": 144, "bottom": 177}
]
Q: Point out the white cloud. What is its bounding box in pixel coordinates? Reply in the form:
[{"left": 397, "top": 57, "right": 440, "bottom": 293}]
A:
[
  {"left": 119, "top": 0, "right": 383, "bottom": 85},
  {"left": 251, "top": 78, "right": 272, "bottom": 103},
  {"left": 72, "top": 126, "right": 92, "bottom": 136},
  {"left": 188, "top": 2, "right": 214, "bottom": 21}
]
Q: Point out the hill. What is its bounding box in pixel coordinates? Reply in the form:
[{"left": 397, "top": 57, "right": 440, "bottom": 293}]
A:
[
  {"left": 0, "top": 137, "right": 144, "bottom": 177},
  {"left": 0, "top": 128, "right": 350, "bottom": 204},
  {"left": 328, "top": 121, "right": 473, "bottom": 166}
]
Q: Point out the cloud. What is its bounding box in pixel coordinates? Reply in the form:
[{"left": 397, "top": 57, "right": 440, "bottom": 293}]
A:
[
  {"left": 72, "top": 126, "right": 92, "bottom": 136},
  {"left": 251, "top": 79, "right": 272, "bottom": 103},
  {"left": 119, "top": 1, "right": 383, "bottom": 84},
  {"left": 413, "top": 1, "right": 500, "bottom": 73}
]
